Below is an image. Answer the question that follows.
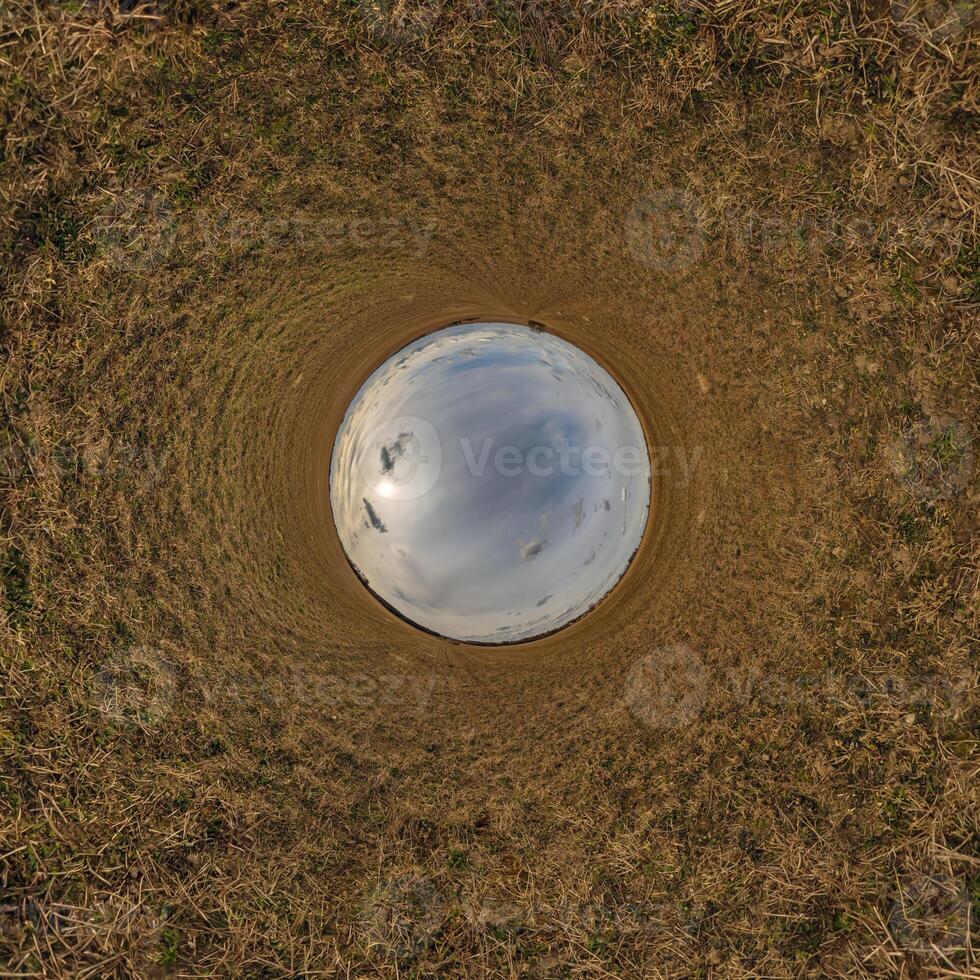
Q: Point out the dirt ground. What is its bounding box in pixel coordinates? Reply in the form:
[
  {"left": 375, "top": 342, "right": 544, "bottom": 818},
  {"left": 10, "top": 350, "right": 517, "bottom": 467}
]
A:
[{"left": 1, "top": 1, "right": 977, "bottom": 976}]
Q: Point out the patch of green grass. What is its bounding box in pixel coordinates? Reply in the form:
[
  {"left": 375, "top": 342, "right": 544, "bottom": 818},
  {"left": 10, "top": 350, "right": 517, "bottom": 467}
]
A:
[
  {"left": 930, "top": 427, "right": 963, "bottom": 468},
  {"left": 953, "top": 241, "right": 980, "bottom": 301},
  {"left": 112, "top": 618, "right": 136, "bottom": 644},
  {"left": 37, "top": 199, "right": 85, "bottom": 259},
  {"left": 889, "top": 265, "right": 919, "bottom": 306},
  {"left": 635, "top": 5, "right": 699, "bottom": 60},
  {"left": 899, "top": 398, "right": 922, "bottom": 420},
  {"left": 897, "top": 513, "right": 924, "bottom": 543},
  {"left": 158, "top": 926, "right": 179, "bottom": 967},
  {"left": 882, "top": 786, "right": 911, "bottom": 829},
  {"left": 1, "top": 547, "right": 32, "bottom": 626}
]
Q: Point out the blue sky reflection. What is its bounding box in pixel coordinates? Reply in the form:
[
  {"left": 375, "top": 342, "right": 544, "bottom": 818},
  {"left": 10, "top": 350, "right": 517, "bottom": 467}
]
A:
[{"left": 330, "top": 322, "right": 650, "bottom": 643}]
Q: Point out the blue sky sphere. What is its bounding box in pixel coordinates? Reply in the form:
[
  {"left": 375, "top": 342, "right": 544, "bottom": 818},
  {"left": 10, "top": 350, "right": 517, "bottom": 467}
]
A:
[{"left": 330, "top": 322, "right": 651, "bottom": 643}]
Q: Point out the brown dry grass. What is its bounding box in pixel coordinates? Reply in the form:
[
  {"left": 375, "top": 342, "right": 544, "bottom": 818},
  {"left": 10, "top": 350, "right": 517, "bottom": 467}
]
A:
[{"left": 1, "top": 1, "right": 978, "bottom": 977}]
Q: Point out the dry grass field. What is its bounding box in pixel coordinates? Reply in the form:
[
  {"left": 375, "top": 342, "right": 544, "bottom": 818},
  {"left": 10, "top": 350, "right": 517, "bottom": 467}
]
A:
[{"left": 1, "top": 1, "right": 978, "bottom": 976}]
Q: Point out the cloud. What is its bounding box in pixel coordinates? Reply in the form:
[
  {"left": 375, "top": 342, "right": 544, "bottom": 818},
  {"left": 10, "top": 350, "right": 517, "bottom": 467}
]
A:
[
  {"left": 380, "top": 430, "right": 412, "bottom": 475},
  {"left": 362, "top": 497, "right": 387, "bottom": 533},
  {"left": 521, "top": 537, "right": 545, "bottom": 560}
]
